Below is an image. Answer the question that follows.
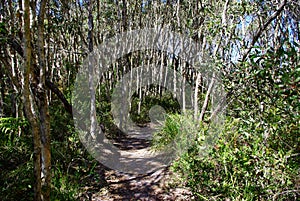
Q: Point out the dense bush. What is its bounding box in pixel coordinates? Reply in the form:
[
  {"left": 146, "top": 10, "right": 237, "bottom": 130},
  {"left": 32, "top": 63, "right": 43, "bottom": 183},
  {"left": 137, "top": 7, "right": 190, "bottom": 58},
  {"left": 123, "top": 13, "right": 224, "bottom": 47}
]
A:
[
  {"left": 174, "top": 118, "right": 299, "bottom": 200},
  {"left": 151, "top": 42, "right": 300, "bottom": 200},
  {"left": 0, "top": 118, "right": 33, "bottom": 200},
  {"left": 0, "top": 106, "right": 102, "bottom": 200},
  {"left": 152, "top": 114, "right": 299, "bottom": 200},
  {"left": 130, "top": 90, "right": 181, "bottom": 124}
]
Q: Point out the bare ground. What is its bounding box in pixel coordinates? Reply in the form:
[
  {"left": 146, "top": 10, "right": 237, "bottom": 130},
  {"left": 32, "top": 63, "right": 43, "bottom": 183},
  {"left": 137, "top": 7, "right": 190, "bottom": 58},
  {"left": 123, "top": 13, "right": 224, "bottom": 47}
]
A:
[{"left": 79, "top": 124, "right": 193, "bottom": 201}]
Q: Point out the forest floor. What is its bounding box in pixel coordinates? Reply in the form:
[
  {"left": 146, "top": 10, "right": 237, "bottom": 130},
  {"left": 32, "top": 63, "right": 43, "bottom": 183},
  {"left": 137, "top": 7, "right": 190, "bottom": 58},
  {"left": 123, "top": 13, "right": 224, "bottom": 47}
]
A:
[{"left": 79, "top": 123, "right": 193, "bottom": 201}]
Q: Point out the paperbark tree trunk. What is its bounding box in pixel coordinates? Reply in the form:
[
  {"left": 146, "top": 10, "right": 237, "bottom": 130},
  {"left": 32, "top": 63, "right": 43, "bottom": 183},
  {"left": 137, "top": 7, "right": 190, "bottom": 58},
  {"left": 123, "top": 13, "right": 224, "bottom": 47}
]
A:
[
  {"left": 37, "top": 0, "right": 51, "bottom": 200},
  {"left": 88, "top": 0, "right": 97, "bottom": 139},
  {"left": 23, "top": 1, "right": 42, "bottom": 200},
  {"left": 24, "top": 1, "right": 51, "bottom": 200},
  {"left": 199, "top": 73, "right": 215, "bottom": 122}
]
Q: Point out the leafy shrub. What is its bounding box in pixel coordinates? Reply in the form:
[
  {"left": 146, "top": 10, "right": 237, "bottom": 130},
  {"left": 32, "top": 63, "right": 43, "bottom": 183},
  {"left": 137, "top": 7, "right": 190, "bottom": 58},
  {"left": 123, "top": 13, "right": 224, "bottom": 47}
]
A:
[
  {"left": 151, "top": 112, "right": 203, "bottom": 155},
  {"left": 0, "top": 117, "right": 28, "bottom": 145},
  {"left": 173, "top": 118, "right": 299, "bottom": 200},
  {"left": 130, "top": 90, "right": 181, "bottom": 124},
  {"left": 0, "top": 117, "right": 33, "bottom": 201},
  {"left": 152, "top": 114, "right": 299, "bottom": 200}
]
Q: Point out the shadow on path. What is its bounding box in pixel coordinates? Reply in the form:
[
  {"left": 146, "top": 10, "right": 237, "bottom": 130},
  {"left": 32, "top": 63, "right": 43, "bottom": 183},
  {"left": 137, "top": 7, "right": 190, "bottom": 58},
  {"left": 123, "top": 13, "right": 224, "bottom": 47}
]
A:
[{"left": 80, "top": 124, "right": 193, "bottom": 201}]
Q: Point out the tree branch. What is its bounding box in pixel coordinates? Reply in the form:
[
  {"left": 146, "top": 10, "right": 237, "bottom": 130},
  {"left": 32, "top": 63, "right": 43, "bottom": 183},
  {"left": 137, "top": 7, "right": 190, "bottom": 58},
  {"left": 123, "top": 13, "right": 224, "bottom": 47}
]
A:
[
  {"left": 45, "top": 79, "right": 73, "bottom": 115},
  {"left": 7, "top": 37, "right": 74, "bottom": 116},
  {"left": 199, "top": 73, "right": 215, "bottom": 122},
  {"left": 242, "top": 0, "right": 287, "bottom": 61}
]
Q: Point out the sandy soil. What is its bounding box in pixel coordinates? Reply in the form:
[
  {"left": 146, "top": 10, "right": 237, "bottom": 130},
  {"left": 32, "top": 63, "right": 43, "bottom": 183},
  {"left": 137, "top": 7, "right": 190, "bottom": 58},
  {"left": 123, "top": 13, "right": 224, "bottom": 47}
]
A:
[{"left": 79, "top": 123, "right": 193, "bottom": 201}]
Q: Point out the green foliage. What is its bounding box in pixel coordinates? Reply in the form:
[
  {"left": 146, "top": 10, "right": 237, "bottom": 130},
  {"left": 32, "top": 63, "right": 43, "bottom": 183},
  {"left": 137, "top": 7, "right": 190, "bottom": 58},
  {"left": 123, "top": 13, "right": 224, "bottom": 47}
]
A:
[
  {"left": 96, "top": 84, "right": 114, "bottom": 129},
  {"left": 171, "top": 118, "right": 299, "bottom": 200},
  {"left": 151, "top": 114, "right": 181, "bottom": 150},
  {"left": 0, "top": 149, "right": 34, "bottom": 201},
  {"left": 130, "top": 90, "right": 181, "bottom": 124},
  {"left": 233, "top": 42, "right": 300, "bottom": 152},
  {"left": 0, "top": 123, "right": 33, "bottom": 201},
  {"left": 0, "top": 22, "right": 8, "bottom": 43},
  {"left": 151, "top": 112, "right": 203, "bottom": 155},
  {"left": 49, "top": 102, "right": 96, "bottom": 200},
  {"left": 1, "top": 1, "right": 299, "bottom": 200},
  {"left": 49, "top": 99, "right": 108, "bottom": 200},
  {"left": 0, "top": 117, "right": 28, "bottom": 145},
  {"left": 0, "top": 101, "right": 105, "bottom": 200},
  {"left": 51, "top": 164, "right": 80, "bottom": 201},
  {"left": 152, "top": 41, "right": 300, "bottom": 200}
]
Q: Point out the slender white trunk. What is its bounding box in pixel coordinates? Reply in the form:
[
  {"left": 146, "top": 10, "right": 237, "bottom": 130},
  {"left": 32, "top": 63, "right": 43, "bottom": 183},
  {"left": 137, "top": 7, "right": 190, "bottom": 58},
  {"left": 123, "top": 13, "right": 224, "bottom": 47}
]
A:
[{"left": 194, "top": 73, "right": 201, "bottom": 120}]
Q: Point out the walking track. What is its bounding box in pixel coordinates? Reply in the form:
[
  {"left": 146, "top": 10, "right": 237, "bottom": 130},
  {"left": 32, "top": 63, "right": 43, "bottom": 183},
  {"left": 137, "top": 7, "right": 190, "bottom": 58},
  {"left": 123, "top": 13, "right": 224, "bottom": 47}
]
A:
[{"left": 80, "top": 123, "right": 193, "bottom": 200}]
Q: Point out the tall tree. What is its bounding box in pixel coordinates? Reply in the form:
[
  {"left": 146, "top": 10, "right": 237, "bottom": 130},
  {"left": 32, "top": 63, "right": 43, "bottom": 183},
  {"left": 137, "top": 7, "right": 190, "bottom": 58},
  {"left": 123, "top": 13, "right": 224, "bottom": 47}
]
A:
[
  {"left": 22, "top": 0, "right": 51, "bottom": 200},
  {"left": 23, "top": 0, "right": 42, "bottom": 200},
  {"left": 36, "top": 0, "right": 51, "bottom": 200}
]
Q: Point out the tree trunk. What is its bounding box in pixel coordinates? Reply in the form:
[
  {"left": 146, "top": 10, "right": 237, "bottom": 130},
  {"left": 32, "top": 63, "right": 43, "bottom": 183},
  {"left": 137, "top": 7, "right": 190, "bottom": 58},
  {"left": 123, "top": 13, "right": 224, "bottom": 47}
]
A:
[
  {"left": 0, "top": 70, "right": 4, "bottom": 117},
  {"left": 23, "top": 0, "right": 42, "bottom": 200},
  {"left": 37, "top": 0, "right": 51, "bottom": 200},
  {"left": 199, "top": 73, "right": 215, "bottom": 122},
  {"left": 194, "top": 73, "right": 201, "bottom": 120},
  {"left": 88, "top": 0, "right": 97, "bottom": 139}
]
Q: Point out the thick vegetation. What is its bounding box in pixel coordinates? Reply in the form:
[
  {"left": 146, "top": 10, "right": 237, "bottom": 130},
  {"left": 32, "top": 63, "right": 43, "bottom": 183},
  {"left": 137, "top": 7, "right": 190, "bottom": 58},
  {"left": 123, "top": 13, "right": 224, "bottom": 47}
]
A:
[
  {"left": 0, "top": 0, "right": 299, "bottom": 200},
  {"left": 152, "top": 43, "right": 300, "bottom": 200}
]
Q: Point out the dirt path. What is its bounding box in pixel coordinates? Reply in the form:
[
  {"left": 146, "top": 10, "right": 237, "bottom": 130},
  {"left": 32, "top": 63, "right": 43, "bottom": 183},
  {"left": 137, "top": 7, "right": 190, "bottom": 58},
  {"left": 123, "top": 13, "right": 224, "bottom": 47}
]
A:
[
  {"left": 92, "top": 168, "right": 192, "bottom": 200},
  {"left": 81, "top": 124, "right": 193, "bottom": 200}
]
